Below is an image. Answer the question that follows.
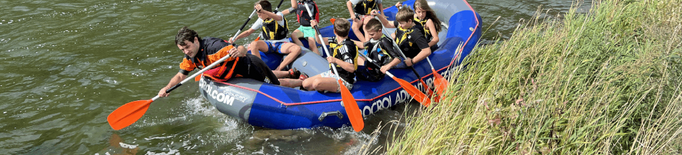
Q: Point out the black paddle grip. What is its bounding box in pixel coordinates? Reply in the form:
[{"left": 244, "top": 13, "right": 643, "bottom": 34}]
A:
[{"left": 166, "top": 84, "right": 183, "bottom": 93}]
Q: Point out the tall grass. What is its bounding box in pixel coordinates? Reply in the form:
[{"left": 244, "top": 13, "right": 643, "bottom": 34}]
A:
[{"left": 382, "top": 0, "right": 682, "bottom": 154}]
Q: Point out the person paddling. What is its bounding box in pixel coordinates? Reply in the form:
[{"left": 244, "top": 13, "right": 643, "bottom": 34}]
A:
[
  {"left": 159, "top": 26, "right": 280, "bottom": 97},
  {"left": 229, "top": 0, "right": 302, "bottom": 72}
]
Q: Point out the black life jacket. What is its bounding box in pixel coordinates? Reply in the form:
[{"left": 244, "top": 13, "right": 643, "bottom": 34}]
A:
[
  {"left": 296, "top": 0, "right": 319, "bottom": 26},
  {"left": 329, "top": 38, "right": 359, "bottom": 83},
  {"left": 261, "top": 11, "right": 289, "bottom": 40},
  {"left": 395, "top": 26, "right": 421, "bottom": 58},
  {"left": 353, "top": 0, "right": 379, "bottom": 15},
  {"left": 187, "top": 37, "right": 235, "bottom": 70},
  {"left": 413, "top": 16, "right": 433, "bottom": 42},
  {"left": 358, "top": 37, "right": 397, "bottom": 82},
  {"left": 366, "top": 37, "right": 397, "bottom": 66}
]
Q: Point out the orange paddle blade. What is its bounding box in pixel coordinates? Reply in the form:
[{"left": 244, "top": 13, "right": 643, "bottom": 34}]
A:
[
  {"left": 419, "top": 78, "right": 435, "bottom": 100},
  {"left": 393, "top": 76, "right": 431, "bottom": 107},
  {"left": 432, "top": 68, "right": 448, "bottom": 101},
  {"left": 107, "top": 99, "right": 153, "bottom": 130},
  {"left": 330, "top": 18, "right": 336, "bottom": 24},
  {"left": 338, "top": 79, "right": 364, "bottom": 132},
  {"left": 195, "top": 74, "right": 202, "bottom": 81}
]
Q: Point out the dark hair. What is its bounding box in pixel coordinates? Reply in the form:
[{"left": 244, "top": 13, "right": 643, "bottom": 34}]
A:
[
  {"left": 256, "top": 0, "right": 272, "bottom": 12},
  {"left": 414, "top": 0, "right": 442, "bottom": 32},
  {"left": 365, "top": 18, "right": 383, "bottom": 32},
  {"left": 333, "top": 18, "right": 351, "bottom": 37},
  {"left": 175, "top": 26, "right": 199, "bottom": 46},
  {"left": 395, "top": 7, "right": 414, "bottom": 23}
]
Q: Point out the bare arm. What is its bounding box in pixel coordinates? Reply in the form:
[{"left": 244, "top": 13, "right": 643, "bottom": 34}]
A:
[
  {"left": 426, "top": 19, "right": 439, "bottom": 47},
  {"left": 412, "top": 47, "right": 432, "bottom": 64},
  {"left": 281, "top": 0, "right": 295, "bottom": 15},
  {"left": 291, "top": 0, "right": 297, "bottom": 8},
  {"left": 158, "top": 72, "right": 188, "bottom": 97},
  {"left": 380, "top": 57, "right": 401, "bottom": 73},
  {"left": 310, "top": 20, "right": 329, "bottom": 46},
  {"left": 230, "top": 29, "right": 256, "bottom": 43},
  {"left": 346, "top": 1, "right": 357, "bottom": 20},
  {"left": 372, "top": 10, "right": 395, "bottom": 28},
  {"left": 328, "top": 57, "right": 356, "bottom": 73},
  {"left": 255, "top": 4, "right": 283, "bottom": 21},
  {"left": 352, "top": 21, "right": 366, "bottom": 42},
  {"left": 378, "top": 3, "right": 385, "bottom": 17}
]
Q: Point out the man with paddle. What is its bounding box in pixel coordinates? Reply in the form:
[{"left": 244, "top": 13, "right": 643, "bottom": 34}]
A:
[
  {"left": 108, "top": 26, "right": 281, "bottom": 131},
  {"left": 159, "top": 26, "right": 280, "bottom": 97}
]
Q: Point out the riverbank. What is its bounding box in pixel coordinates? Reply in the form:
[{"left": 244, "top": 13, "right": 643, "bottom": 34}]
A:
[{"left": 383, "top": 0, "right": 682, "bottom": 154}]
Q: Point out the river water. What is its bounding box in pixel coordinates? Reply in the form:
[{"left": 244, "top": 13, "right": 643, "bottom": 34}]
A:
[{"left": 0, "top": 0, "right": 589, "bottom": 154}]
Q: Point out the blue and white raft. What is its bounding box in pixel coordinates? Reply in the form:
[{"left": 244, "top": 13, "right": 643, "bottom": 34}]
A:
[{"left": 199, "top": 0, "right": 481, "bottom": 130}]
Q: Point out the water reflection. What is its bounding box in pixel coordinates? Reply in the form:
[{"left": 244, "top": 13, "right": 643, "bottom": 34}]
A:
[{"left": 97, "top": 134, "right": 139, "bottom": 155}]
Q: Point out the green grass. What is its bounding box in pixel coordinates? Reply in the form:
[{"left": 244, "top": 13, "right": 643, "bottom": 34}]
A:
[{"left": 378, "top": 0, "right": 682, "bottom": 154}]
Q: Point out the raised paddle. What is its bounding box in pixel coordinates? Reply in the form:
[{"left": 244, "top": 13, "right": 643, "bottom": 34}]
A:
[
  {"left": 230, "top": 10, "right": 257, "bottom": 42},
  {"left": 357, "top": 50, "right": 431, "bottom": 106},
  {"left": 108, "top": 51, "right": 234, "bottom": 130},
  {"left": 306, "top": 4, "right": 364, "bottom": 132},
  {"left": 228, "top": 0, "right": 284, "bottom": 42}
]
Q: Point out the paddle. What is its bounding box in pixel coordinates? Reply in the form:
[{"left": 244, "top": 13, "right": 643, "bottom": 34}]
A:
[
  {"left": 306, "top": 4, "right": 364, "bottom": 132},
  {"left": 424, "top": 57, "right": 447, "bottom": 102},
  {"left": 108, "top": 51, "right": 234, "bottom": 130},
  {"left": 379, "top": 27, "right": 436, "bottom": 101},
  {"left": 357, "top": 50, "right": 431, "bottom": 106},
  {"left": 230, "top": 10, "right": 258, "bottom": 42}
]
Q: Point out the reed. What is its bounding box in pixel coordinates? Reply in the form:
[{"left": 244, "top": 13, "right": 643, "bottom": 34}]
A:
[{"left": 381, "top": 0, "right": 682, "bottom": 154}]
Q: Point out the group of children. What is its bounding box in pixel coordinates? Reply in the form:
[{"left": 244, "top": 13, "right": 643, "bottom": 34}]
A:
[{"left": 229, "top": 0, "right": 443, "bottom": 93}]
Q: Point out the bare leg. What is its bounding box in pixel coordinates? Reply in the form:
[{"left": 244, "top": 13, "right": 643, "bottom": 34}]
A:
[
  {"left": 249, "top": 40, "right": 270, "bottom": 59},
  {"left": 276, "top": 43, "right": 301, "bottom": 71},
  {"left": 291, "top": 30, "right": 304, "bottom": 48},
  {"left": 307, "top": 37, "right": 320, "bottom": 56},
  {"left": 278, "top": 79, "right": 303, "bottom": 88},
  {"left": 272, "top": 70, "right": 291, "bottom": 78},
  {"left": 302, "top": 76, "right": 341, "bottom": 93}
]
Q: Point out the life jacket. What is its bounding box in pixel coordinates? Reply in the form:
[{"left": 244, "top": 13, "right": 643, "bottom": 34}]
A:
[
  {"left": 395, "top": 26, "right": 421, "bottom": 58},
  {"left": 353, "top": 0, "right": 379, "bottom": 16},
  {"left": 261, "top": 11, "right": 289, "bottom": 40},
  {"left": 329, "top": 38, "right": 359, "bottom": 83},
  {"left": 184, "top": 43, "right": 240, "bottom": 81},
  {"left": 358, "top": 37, "right": 397, "bottom": 82},
  {"left": 413, "top": 16, "right": 433, "bottom": 41},
  {"left": 296, "top": 0, "right": 319, "bottom": 26},
  {"left": 367, "top": 37, "right": 397, "bottom": 66}
]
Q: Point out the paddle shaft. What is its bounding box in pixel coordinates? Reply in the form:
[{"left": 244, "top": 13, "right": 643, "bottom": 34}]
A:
[
  {"left": 357, "top": 50, "right": 397, "bottom": 78},
  {"left": 231, "top": 0, "right": 284, "bottom": 41},
  {"left": 159, "top": 53, "right": 232, "bottom": 100},
  {"left": 304, "top": 4, "right": 341, "bottom": 77},
  {"left": 230, "top": 10, "right": 257, "bottom": 41}
]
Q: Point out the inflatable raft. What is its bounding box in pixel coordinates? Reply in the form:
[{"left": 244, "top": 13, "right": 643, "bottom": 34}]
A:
[{"left": 199, "top": 0, "right": 481, "bottom": 129}]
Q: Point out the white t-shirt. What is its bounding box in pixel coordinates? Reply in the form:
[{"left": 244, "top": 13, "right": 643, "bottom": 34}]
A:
[
  {"left": 349, "top": 0, "right": 382, "bottom": 6},
  {"left": 250, "top": 12, "right": 286, "bottom": 30}
]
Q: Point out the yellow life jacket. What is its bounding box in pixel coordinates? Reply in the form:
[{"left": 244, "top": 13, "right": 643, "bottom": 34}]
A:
[
  {"left": 261, "top": 11, "right": 289, "bottom": 40},
  {"left": 329, "top": 38, "right": 359, "bottom": 83},
  {"left": 413, "top": 17, "right": 432, "bottom": 41},
  {"left": 353, "top": 0, "right": 378, "bottom": 15}
]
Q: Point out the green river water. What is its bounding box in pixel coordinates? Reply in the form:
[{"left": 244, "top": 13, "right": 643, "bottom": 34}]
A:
[{"left": 0, "top": 0, "right": 589, "bottom": 154}]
